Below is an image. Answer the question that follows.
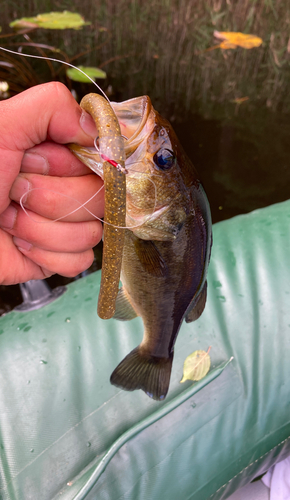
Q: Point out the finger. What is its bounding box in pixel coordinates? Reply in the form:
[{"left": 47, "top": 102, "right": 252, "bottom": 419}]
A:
[
  {"left": 13, "top": 238, "right": 95, "bottom": 278},
  {"left": 21, "top": 142, "right": 94, "bottom": 177},
  {"left": 2, "top": 82, "right": 97, "bottom": 149},
  {"left": 10, "top": 172, "right": 104, "bottom": 222},
  {"left": 0, "top": 204, "right": 103, "bottom": 253},
  {"left": 0, "top": 230, "right": 53, "bottom": 285},
  {"left": 0, "top": 82, "right": 97, "bottom": 212}
]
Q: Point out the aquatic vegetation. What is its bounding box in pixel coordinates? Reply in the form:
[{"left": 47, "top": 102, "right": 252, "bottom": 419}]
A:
[
  {"left": 0, "top": 11, "right": 109, "bottom": 98},
  {"left": 66, "top": 65, "right": 106, "bottom": 82},
  {"left": 10, "top": 11, "right": 90, "bottom": 31},
  {"left": 0, "top": 1, "right": 289, "bottom": 113}
]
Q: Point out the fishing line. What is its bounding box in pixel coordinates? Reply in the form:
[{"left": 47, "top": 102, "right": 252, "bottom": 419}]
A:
[
  {"left": 0, "top": 45, "right": 159, "bottom": 229},
  {"left": 19, "top": 186, "right": 105, "bottom": 224},
  {"left": 18, "top": 167, "right": 158, "bottom": 230},
  {"left": 0, "top": 45, "right": 125, "bottom": 171},
  {"left": 0, "top": 45, "right": 111, "bottom": 103}
]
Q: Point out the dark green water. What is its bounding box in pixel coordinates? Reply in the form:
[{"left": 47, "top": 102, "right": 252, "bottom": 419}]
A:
[{"left": 174, "top": 108, "right": 290, "bottom": 223}]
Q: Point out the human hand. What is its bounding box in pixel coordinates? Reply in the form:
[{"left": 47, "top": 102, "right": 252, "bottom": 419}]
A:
[{"left": 0, "top": 82, "right": 104, "bottom": 285}]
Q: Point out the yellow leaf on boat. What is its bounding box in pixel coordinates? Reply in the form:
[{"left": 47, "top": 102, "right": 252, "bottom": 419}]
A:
[
  {"left": 214, "top": 31, "right": 263, "bottom": 49},
  {"left": 180, "top": 348, "right": 211, "bottom": 383}
]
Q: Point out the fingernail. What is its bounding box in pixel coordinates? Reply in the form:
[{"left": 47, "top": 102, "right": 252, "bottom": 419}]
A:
[
  {"left": 80, "top": 110, "right": 97, "bottom": 138},
  {"left": 13, "top": 237, "right": 32, "bottom": 252},
  {"left": 10, "top": 177, "right": 31, "bottom": 204},
  {"left": 21, "top": 153, "right": 49, "bottom": 174},
  {"left": 0, "top": 205, "right": 17, "bottom": 229}
]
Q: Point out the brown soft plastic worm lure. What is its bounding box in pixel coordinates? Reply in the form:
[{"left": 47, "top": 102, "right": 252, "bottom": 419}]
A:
[{"left": 80, "top": 93, "right": 126, "bottom": 319}]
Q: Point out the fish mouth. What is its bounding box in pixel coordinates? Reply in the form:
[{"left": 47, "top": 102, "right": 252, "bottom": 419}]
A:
[
  {"left": 111, "top": 96, "right": 153, "bottom": 158},
  {"left": 68, "top": 144, "right": 104, "bottom": 177},
  {"left": 69, "top": 96, "right": 153, "bottom": 176}
]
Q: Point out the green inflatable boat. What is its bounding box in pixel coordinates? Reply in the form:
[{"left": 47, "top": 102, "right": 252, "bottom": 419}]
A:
[{"left": 0, "top": 199, "right": 289, "bottom": 499}]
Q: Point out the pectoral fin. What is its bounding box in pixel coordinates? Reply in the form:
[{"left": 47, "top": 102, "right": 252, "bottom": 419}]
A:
[
  {"left": 134, "top": 239, "right": 168, "bottom": 277},
  {"left": 114, "top": 287, "right": 138, "bottom": 321},
  {"left": 185, "top": 281, "right": 207, "bottom": 323}
]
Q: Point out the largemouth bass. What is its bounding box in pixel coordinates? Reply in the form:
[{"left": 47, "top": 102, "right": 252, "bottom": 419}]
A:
[{"left": 70, "top": 95, "right": 212, "bottom": 401}]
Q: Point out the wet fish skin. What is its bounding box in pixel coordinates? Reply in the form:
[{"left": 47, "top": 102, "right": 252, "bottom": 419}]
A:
[
  {"left": 109, "top": 97, "right": 212, "bottom": 400},
  {"left": 70, "top": 96, "right": 211, "bottom": 401}
]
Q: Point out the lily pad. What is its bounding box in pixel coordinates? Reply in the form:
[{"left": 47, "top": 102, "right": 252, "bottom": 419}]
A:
[
  {"left": 66, "top": 66, "right": 107, "bottom": 83},
  {"left": 180, "top": 349, "right": 211, "bottom": 383},
  {"left": 10, "top": 11, "right": 90, "bottom": 31}
]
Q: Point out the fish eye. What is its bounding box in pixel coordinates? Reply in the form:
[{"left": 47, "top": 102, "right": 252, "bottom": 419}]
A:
[{"left": 153, "top": 148, "right": 176, "bottom": 170}]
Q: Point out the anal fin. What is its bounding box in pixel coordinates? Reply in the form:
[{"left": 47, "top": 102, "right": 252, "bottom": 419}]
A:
[
  {"left": 110, "top": 346, "right": 173, "bottom": 401},
  {"left": 114, "top": 287, "right": 138, "bottom": 321}
]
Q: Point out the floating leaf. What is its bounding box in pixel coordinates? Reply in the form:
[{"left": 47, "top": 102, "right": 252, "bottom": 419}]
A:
[
  {"left": 10, "top": 11, "right": 90, "bottom": 31},
  {"left": 231, "top": 96, "right": 249, "bottom": 104},
  {"left": 180, "top": 348, "right": 211, "bottom": 383},
  {"left": 213, "top": 31, "right": 263, "bottom": 50},
  {"left": 66, "top": 66, "right": 107, "bottom": 83}
]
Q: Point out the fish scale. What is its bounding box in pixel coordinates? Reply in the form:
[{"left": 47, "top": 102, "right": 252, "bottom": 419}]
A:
[{"left": 70, "top": 95, "right": 212, "bottom": 400}]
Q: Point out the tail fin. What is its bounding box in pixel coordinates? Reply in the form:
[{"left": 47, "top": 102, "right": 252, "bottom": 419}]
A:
[{"left": 110, "top": 347, "right": 173, "bottom": 401}]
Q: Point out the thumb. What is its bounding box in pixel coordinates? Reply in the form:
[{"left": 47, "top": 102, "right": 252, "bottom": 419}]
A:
[{"left": 0, "top": 82, "right": 97, "bottom": 212}]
